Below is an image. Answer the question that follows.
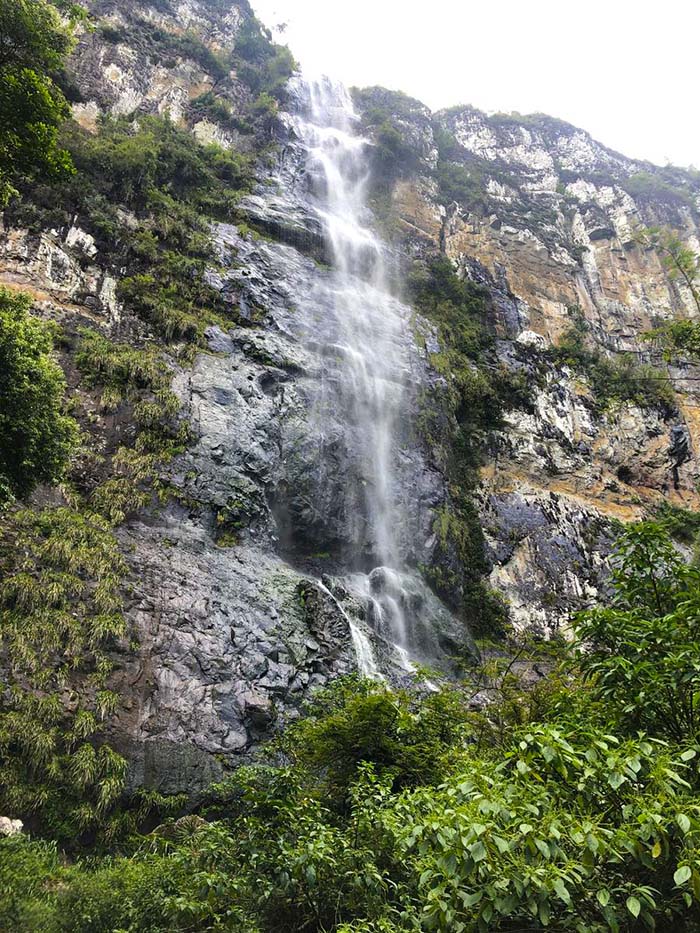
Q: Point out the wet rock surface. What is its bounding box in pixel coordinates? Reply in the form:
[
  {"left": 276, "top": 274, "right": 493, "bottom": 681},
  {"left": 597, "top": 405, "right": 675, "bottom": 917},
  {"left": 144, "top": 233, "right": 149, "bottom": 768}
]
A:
[
  {"left": 102, "top": 79, "right": 471, "bottom": 788},
  {"left": 3, "top": 0, "right": 700, "bottom": 790}
]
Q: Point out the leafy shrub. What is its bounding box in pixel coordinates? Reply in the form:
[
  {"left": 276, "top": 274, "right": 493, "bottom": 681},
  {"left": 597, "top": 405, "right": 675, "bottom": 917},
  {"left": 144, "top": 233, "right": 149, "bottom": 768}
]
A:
[
  {"left": 0, "top": 287, "right": 78, "bottom": 504},
  {"left": 11, "top": 115, "right": 255, "bottom": 344},
  {"left": 372, "top": 119, "right": 417, "bottom": 173},
  {"left": 651, "top": 500, "right": 700, "bottom": 546},
  {"left": 388, "top": 726, "right": 700, "bottom": 931},
  {"left": 0, "top": 0, "right": 77, "bottom": 204},
  {"left": 75, "top": 329, "right": 188, "bottom": 522},
  {"left": 551, "top": 325, "right": 677, "bottom": 413},
  {"left": 575, "top": 522, "right": 700, "bottom": 743},
  {"left": 232, "top": 16, "right": 296, "bottom": 100},
  {"left": 0, "top": 835, "right": 59, "bottom": 931},
  {"left": 435, "top": 159, "right": 492, "bottom": 213},
  {"left": 189, "top": 89, "right": 234, "bottom": 126},
  {"left": 272, "top": 676, "right": 472, "bottom": 800}
]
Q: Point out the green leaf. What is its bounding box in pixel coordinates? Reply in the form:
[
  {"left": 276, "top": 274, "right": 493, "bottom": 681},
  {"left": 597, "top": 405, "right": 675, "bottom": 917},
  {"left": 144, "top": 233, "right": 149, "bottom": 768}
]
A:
[
  {"left": 692, "top": 870, "right": 700, "bottom": 901},
  {"left": 596, "top": 889, "right": 611, "bottom": 907},
  {"left": 677, "top": 813, "right": 691, "bottom": 833},
  {"left": 460, "top": 891, "right": 483, "bottom": 907},
  {"left": 470, "top": 840, "right": 487, "bottom": 863},
  {"left": 626, "top": 896, "right": 641, "bottom": 918},
  {"left": 535, "top": 839, "right": 551, "bottom": 858},
  {"left": 674, "top": 865, "right": 692, "bottom": 886},
  {"left": 553, "top": 878, "right": 570, "bottom": 905}
]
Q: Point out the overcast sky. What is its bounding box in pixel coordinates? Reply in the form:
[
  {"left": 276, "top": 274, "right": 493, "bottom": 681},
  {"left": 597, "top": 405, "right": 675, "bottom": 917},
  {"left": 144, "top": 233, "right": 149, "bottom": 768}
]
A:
[{"left": 250, "top": 0, "right": 698, "bottom": 169}]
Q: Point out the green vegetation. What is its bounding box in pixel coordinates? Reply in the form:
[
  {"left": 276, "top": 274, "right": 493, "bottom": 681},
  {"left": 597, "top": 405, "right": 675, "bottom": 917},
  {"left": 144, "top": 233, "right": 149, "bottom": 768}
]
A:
[
  {"left": 408, "top": 254, "right": 530, "bottom": 633},
  {"left": 190, "top": 89, "right": 237, "bottom": 127},
  {"left": 0, "top": 506, "right": 127, "bottom": 840},
  {"left": 641, "top": 227, "right": 700, "bottom": 314},
  {"left": 372, "top": 118, "right": 418, "bottom": 174},
  {"left": 74, "top": 329, "right": 189, "bottom": 524},
  {"left": 551, "top": 314, "right": 677, "bottom": 413},
  {"left": 352, "top": 88, "right": 426, "bottom": 213},
  {"left": 5, "top": 6, "right": 295, "bottom": 347},
  {"left": 0, "top": 502, "right": 185, "bottom": 846},
  {"left": 641, "top": 227, "right": 700, "bottom": 364},
  {"left": 431, "top": 123, "right": 502, "bottom": 214},
  {"left": 651, "top": 500, "right": 700, "bottom": 547},
  {"left": 8, "top": 6, "right": 700, "bottom": 929},
  {"left": 431, "top": 123, "right": 561, "bottom": 240},
  {"left": 576, "top": 522, "right": 700, "bottom": 743},
  {"left": 0, "top": 287, "right": 78, "bottom": 506},
  {"left": 434, "top": 157, "right": 492, "bottom": 213},
  {"left": 11, "top": 114, "right": 256, "bottom": 345},
  {"left": 6, "top": 523, "right": 700, "bottom": 930},
  {"left": 623, "top": 172, "right": 697, "bottom": 211},
  {"left": 232, "top": 16, "right": 296, "bottom": 101},
  {"left": 96, "top": 10, "right": 294, "bottom": 113},
  {"left": 0, "top": 0, "right": 78, "bottom": 205},
  {"left": 487, "top": 110, "right": 576, "bottom": 137}
]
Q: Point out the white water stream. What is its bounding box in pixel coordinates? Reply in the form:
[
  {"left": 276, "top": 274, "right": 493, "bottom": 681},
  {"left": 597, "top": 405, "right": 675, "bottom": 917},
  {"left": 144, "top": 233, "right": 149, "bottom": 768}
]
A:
[{"left": 291, "top": 76, "right": 417, "bottom": 677}]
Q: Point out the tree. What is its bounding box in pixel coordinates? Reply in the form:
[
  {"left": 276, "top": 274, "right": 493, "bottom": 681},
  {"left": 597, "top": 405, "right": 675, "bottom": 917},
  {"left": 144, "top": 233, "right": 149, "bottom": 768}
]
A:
[
  {"left": 575, "top": 521, "right": 700, "bottom": 743},
  {"left": 0, "top": 0, "right": 76, "bottom": 206},
  {"left": 638, "top": 227, "right": 700, "bottom": 314},
  {"left": 0, "top": 287, "right": 78, "bottom": 504},
  {"left": 639, "top": 226, "right": 700, "bottom": 359}
]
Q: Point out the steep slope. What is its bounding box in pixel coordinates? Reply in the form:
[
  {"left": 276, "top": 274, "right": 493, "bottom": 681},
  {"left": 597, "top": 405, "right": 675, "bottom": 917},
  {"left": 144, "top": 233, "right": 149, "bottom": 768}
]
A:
[
  {"left": 1, "top": 1, "right": 472, "bottom": 796},
  {"left": 2, "top": 0, "right": 700, "bottom": 801},
  {"left": 351, "top": 88, "right": 700, "bottom": 633}
]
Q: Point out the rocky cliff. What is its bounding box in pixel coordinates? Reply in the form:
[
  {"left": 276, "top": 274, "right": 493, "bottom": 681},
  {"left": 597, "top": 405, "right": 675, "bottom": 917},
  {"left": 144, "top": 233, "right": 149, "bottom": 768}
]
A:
[
  {"left": 351, "top": 88, "right": 700, "bottom": 634},
  {"left": 3, "top": 0, "right": 700, "bottom": 794}
]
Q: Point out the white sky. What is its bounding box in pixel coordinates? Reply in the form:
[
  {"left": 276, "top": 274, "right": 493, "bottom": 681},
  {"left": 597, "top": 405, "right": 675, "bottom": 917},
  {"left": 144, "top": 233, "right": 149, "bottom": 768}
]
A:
[{"left": 251, "top": 0, "right": 699, "bottom": 169}]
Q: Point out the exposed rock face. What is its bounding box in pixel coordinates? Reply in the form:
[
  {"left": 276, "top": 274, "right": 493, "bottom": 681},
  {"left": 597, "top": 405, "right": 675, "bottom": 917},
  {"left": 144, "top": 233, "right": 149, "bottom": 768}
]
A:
[
  {"left": 3, "top": 0, "right": 700, "bottom": 788},
  {"left": 355, "top": 92, "right": 700, "bottom": 633},
  {"left": 104, "top": 78, "right": 479, "bottom": 786},
  {"left": 70, "top": 0, "right": 250, "bottom": 130}
]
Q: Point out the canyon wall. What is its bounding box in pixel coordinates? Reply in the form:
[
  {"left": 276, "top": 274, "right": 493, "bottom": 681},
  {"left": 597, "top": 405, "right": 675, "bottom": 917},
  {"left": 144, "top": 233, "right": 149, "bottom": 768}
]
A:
[{"left": 2, "top": 0, "right": 699, "bottom": 790}]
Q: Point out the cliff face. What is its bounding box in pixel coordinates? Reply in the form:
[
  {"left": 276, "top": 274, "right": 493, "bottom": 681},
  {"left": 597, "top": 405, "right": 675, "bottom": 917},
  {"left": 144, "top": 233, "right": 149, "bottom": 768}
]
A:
[
  {"left": 352, "top": 91, "right": 700, "bottom": 634},
  {"left": 3, "top": 0, "right": 700, "bottom": 792}
]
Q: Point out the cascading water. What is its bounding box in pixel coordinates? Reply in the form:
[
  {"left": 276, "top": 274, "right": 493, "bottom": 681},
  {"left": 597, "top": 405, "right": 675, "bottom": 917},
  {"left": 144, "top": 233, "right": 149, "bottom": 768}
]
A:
[
  {"left": 220, "top": 73, "right": 472, "bottom": 679},
  {"left": 290, "top": 76, "right": 424, "bottom": 675}
]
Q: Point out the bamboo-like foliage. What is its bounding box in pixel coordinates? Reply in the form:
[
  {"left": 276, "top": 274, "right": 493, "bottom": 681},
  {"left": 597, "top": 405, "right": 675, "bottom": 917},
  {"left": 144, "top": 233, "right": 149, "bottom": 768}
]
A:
[
  {"left": 75, "top": 329, "right": 190, "bottom": 525},
  {"left": 0, "top": 506, "right": 129, "bottom": 836}
]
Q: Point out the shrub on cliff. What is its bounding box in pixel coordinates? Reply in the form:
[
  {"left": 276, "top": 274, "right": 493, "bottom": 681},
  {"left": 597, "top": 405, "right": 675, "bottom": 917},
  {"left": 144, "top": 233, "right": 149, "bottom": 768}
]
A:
[
  {"left": 551, "top": 321, "right": 677, "bottom": 414},
  {"left": 576, "top": 521, "right": 700, "bottom": 743},
  {"left": 0, "top": 0, "right": 79, "bottom": 205},
  {"left": 232, "top": 16, "right": 296, "bottom": 100},
  {"left": 0, "top": 287, "right": 78, "bottom": 505}
]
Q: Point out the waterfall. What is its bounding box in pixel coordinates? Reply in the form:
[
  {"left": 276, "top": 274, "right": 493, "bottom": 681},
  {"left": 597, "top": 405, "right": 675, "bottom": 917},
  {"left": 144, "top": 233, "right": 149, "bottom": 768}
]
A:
[
  {"left": 316, "top": 578, "right": 382, "bottom": 679},
  {"left": 290, "top": 75, "right": 418, "bottom": 674}
]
